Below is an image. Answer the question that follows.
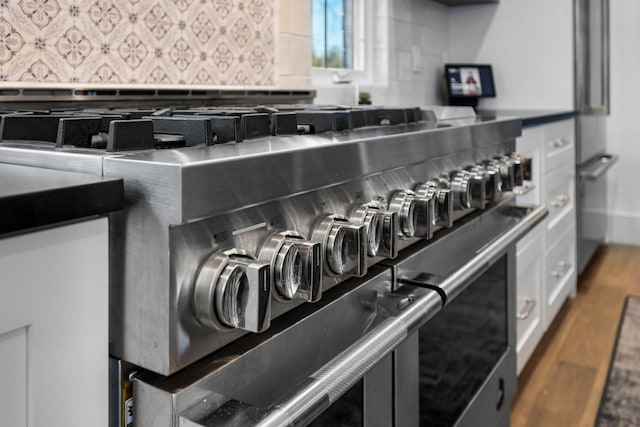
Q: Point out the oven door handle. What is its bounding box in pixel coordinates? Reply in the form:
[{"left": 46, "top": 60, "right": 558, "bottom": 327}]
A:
[
  {"left": 251, "top": 204, "right": 548, "bottom": 427},
  {"left": 400, "top": 204, "right": 548, "bottom": 306}
]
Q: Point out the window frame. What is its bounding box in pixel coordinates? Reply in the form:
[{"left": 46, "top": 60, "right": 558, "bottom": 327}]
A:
[{"left": 311, "top": 0, "right": 374, "bottom": 85}]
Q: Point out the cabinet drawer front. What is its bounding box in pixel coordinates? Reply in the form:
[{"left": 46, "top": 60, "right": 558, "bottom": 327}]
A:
[
  {"left": 544, "top": 119, "right": 575, "bottom": 173},
  {"left": 545, "top": 169, "right": 575, "bottom": 234},
  {"left": 545, "top": 224, "right": 577, "bottom": 324},
  {"left": 516, "top": 223, "right": 544, "bottom": 374}
]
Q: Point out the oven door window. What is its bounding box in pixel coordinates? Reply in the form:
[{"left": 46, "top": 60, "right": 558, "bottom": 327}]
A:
[{"left": 419, "top": 255, "right": 508, "bottom": 426}]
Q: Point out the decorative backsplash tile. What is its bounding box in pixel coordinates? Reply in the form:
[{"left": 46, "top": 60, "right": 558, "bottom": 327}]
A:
[{"left": 0, "top": 0, "right": 275, "bottom": 86}]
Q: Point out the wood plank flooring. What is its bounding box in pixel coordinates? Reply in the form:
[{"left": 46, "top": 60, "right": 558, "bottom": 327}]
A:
[{"left": 511, "top": 244, "right": 640, "bottom": 427}]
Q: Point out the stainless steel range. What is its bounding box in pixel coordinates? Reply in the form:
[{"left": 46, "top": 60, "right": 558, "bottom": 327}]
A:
[{"left": 0, "top": 104, "right": 545, "bottom": 426}]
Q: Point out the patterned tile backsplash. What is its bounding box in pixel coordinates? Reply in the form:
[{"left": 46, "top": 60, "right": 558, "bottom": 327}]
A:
[{"left": 0, "top": 0, "right": 275, "bottom": 86}]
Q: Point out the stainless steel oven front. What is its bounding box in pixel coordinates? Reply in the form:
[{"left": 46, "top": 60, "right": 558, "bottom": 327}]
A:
[
  {"left": 295, "top": 203, "right": 540, "bottom": 427},
  {"left": 115, "top": 109, "right": 544, "bottom": 427},
  {"left": 389, "top": 203, "right": 542, "bottom": 427},
  {"left": 136, "top": 202, "right": 545, "bottom": 427},
  {"left": 131, "top": 265, "right": 443, "bottom": 427}
]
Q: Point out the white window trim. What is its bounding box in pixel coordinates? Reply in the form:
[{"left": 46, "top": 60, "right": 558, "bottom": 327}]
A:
[{"left": 311, "top": 0, "right": 380, "bottom": 87}]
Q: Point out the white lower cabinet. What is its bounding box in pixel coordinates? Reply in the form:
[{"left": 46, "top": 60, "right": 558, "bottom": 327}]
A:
[
  {"left": 0, "top": 219, "right": 109, "bottom": 427},
  {"left": 515, "top": 117, "right": 577, "bottom": 374},
  {"left": 516, "top": 221, "right": 545, "bottom": 374},
  {"left": 544, "top": 168, "right": 576, "bottom": 239},
  {"left": 544, "top": 222, "right": 577, "bottom": 328}
]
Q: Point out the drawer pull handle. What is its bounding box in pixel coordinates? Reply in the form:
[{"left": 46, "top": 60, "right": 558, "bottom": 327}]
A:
[
  {"left": 513, "top": 181, "right": 534, "bottom": 196},
  {"left": 517, "top": 297, "right": 536, "bottom": 320},
  {"left": 558, "top": 261, "right": 571, "bottom": 274},
  {"left": 550, "top": 138, "right": 570, "bottom": 149},
  {"left": 551, "top": 261, "right": 571, "bottom": 278},
  {"left": 551, "top": 195, "right": 570, "bottom": 207}
]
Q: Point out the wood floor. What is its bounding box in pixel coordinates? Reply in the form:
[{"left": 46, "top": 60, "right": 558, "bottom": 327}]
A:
[{"left": 511, "top": 244, "right": 640, "bottom": 427}]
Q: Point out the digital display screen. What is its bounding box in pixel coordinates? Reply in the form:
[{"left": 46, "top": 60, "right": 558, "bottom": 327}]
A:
[{"left": 445, "top": 64, "right": 496, "bottom": 98}]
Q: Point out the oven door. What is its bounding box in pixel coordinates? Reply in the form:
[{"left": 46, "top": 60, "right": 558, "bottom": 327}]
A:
[
  {"left": 306, "top": 354, "right": 393, "bottom": 427},
  {"left": 390, "top": 203, "right": 546, "bottom": 427},
  {"left": 131, "top": 266, "right": 408, "bottom": 427},
  {"left": 395, "top": 254, "right": 512, "bottom": 427}
]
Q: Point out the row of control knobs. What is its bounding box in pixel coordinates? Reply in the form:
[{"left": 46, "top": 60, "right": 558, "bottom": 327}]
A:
[{"left": 192, "top": 154, "right": 527, "bottom": 334}]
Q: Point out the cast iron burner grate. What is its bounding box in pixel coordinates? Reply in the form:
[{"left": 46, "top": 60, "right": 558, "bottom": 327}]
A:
[{"left": 0, "top": 105, "right": 425, "bottom": 152}]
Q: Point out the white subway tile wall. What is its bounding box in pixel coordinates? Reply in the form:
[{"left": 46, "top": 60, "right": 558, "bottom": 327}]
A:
[
  {"left": 0, "top": 0, "right": 275, "bottom": 86},
  {"left": 361, "top": 0, "right": 449, "bottom": 106}
]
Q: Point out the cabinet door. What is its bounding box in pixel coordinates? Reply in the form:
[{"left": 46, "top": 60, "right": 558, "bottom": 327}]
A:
[
  {"left": 545, "top": 224, "right": 577, "bottom": 328},
  {"left": 516, "top": 221, "right": 545, "bottom": 374},
  {"left": 0, "top": 219, "right": 109, "bottom": 427}
]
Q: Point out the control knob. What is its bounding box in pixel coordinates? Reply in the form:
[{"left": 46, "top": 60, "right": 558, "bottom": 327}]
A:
[
  {"left": 482, "top": 159, "right": 505, "bottom": 201},
  {"left": 311, "top": 215, "right": 367, "bottom": 277},
  {"left": 193, "top": 249, "right": 271, "bottom": 333},
  {"left": 258, "top": 231, "right": 322, "bottom": 303},
  {"left": 349, "top": 199, "right": 399, "bottom": 259},
  {"left": 388, "top": 190, "right": 432, "bottom": 239},
  {"left": 510, "top": 153, "right": 529, "bottom": 185},
  {"left": 448, "top": 169, "right": 486, "bottom": 210},
  {"left": 468, "top": 164, "right": 502, "bottom": 203},
  {"left": 490, "top": 157, "right": 516, "bottom": 191},
  {"left": 414, "top": 180, "right": 454, "bottom": 228}
]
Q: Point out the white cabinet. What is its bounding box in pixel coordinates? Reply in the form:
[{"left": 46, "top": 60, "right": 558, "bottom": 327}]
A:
[
  {"left": 0, "top": 218, "right": 109, "bottom": 427},
  {"left": 515, "top": 117, "right": 577, "bottom": 373},
  {"left": 545, "top": 224, "right": 577, "bottom": 325},
  {"left": 515, "top": 221, "right": 544, "bottom": 374},
  {"left": 542, "top": 118, "right": 577, "bottom": 327}
]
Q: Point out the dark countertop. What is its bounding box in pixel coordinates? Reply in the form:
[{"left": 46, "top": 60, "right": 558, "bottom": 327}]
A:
[
  {"left": 478, "top": 109, "right": 578, "bottom": 127},
  {"left": 0, "top": 163, "right": 123, "bottom": 235}
]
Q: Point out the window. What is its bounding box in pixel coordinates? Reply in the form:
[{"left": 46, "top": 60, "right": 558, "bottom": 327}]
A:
[
  {"left": 311, "top": 0, "right": 364, "bottom": 71},
  {"left": 312, "top": 0, "right": 352, "bottom": 68}
]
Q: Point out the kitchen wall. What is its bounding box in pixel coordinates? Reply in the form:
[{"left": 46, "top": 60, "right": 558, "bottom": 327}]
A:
[
  {"left": 314, "top": 0, "right": 574, "bottom": 109},
  {"left": 604, "top": 0, "right": 640, "bottom": 245},
  {"left": 448, "top": 0, "right": 640, "bottom": 246},
  {"left": 314, "top": 0, "right": 450, "bottom": 106},
  {"left": 447, "top": 0, "right": 574, "bottom": 110},
  {"left": 360, "top": 0, "right": 450, "bottom": 106},
  {"left": 0, "top": 0, "right": 275, "bottom": 87}
]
